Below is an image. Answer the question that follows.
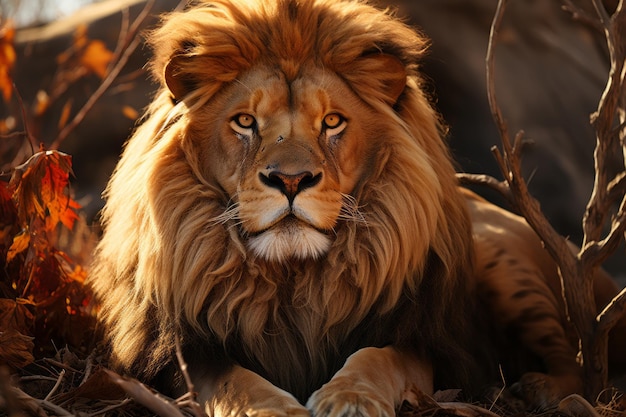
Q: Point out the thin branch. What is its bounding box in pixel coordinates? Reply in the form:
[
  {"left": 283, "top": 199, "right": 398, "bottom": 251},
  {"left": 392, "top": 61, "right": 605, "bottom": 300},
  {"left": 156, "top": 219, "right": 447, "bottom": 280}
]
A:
[
  {"left": 583, "top": 0, "right": 626, "bottom": 248},
  {"left": 105, "top": 369, "right": 186, "bottom": 417},
  {"left": 456, "top": 172, "right": 514, "bottom": 206},
  {"left": 607, "top": 172, "right": 626, "bottom": 204},
  {"left": 485, "top": 0, "right": 512, "bottom": 156},
  {"left": 8, "top": 385, "right": 72, "bottom": 416},
  {"left": 486, "top": 0, "right": 626, "bottom": 403},
  {"left": 12, "top": 83, "right": 36, "bottom": 154},
  {"left": 592, "top": 0, "right": 612, "bottom": 29},
  {"left": 110, "top": 7, "right": 131, "bottom": 71},
  {"left": 562, "top": 0, "right": 605, "bottom": 32},
  {"left": 43, "top": 369, "right": 65, "bottom": 401},
  {"left": 50, "top": 0, "right": 155, "bottom": 150},
  {"left": 581, "top": 194, "right": 626, "bottom": 266},
  {"left": 175, "top": 339, "right": 207, "bottom": 417},
  {"left": 597, "top": 286, "right": 626, "bottom": 335},
  {"left": 39, "top": 399, "right": 73, "bottom": 417},
  {"left": 87, "top": 398, "right": 133, "bottom": 417}
]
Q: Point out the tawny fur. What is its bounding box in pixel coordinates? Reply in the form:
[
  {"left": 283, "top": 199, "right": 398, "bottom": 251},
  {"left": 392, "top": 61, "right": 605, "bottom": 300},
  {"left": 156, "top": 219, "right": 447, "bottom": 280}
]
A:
[
  {"left": 90, "top": 0, "right": 475, "bottom": 402},
  {"left": 89, "top": 0, "right": 626, "bottom": 412}
]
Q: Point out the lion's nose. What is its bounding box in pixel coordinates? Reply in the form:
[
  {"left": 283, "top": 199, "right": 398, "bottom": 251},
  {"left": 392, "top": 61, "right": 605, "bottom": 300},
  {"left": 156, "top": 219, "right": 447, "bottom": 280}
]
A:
[{"left": 261, "top": 171, "right": 322, "bottom": 203}]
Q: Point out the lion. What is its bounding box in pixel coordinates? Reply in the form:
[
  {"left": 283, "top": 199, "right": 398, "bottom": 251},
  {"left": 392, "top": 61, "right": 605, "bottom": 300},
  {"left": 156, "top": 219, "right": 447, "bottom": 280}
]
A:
[{"left": 90, "top": 0, "right": 626, "bottom": 415}]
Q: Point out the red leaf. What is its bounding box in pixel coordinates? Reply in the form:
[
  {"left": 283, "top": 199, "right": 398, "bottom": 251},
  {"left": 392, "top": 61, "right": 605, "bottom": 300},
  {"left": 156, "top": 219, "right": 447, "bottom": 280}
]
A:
[{"left": 11, "top": 150, "right": 80, "bottom": 231}]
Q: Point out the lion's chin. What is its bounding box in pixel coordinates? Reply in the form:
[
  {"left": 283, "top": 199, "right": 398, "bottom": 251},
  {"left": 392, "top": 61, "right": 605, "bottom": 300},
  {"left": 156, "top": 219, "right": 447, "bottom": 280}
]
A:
[{"left": 247, "top": 218, "right": 331, "bottom": 262}]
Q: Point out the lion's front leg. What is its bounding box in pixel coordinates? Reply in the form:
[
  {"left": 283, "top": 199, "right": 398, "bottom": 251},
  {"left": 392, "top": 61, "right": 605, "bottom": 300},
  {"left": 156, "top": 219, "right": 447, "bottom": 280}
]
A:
[
  {"left": 197, "top": 364, "right": 310, "bottom": 417},
  {"left": 307, "top": 346, "right": 433, "bottom": 417}
]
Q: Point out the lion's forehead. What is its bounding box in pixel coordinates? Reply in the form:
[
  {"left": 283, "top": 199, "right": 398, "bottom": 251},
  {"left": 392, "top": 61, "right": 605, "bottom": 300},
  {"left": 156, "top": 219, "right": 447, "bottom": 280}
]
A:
[{"left": 231, "top": 68, "right": 350, "bottom": 125}]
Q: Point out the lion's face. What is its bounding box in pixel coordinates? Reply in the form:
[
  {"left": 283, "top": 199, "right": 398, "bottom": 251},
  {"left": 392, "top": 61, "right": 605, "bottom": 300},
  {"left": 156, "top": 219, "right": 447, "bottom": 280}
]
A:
[
  {"left": 92, "top": 0, "right": 476, "bottom": 385},
  {"left": 188, "top": 66, "right": 377, "bottom": 262}
]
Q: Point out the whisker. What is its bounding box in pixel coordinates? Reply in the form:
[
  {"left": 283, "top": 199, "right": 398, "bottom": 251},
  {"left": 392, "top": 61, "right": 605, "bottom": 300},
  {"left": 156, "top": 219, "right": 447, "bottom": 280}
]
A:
[
  {"left": 211, "top": 202, "right": 240, "bottom": 226},
  {"left": 339, "top": 193, "right": 368, "bottom": 225}
]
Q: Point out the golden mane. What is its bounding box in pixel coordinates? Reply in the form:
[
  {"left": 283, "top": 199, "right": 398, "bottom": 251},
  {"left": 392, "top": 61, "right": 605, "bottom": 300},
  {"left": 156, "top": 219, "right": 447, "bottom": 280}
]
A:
[{"left": 90, "top": 0, "right": 476, "bottom": 399}]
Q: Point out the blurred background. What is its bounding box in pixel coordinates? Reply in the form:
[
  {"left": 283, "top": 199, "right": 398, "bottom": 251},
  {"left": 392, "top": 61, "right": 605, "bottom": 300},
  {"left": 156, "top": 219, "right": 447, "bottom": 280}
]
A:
[{"left": 1, "top": 0, "right": 624, "bottom": 280}]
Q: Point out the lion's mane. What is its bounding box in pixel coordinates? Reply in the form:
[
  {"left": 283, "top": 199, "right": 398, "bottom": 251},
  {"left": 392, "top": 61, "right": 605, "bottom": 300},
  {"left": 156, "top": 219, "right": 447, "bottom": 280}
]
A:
[{"left": 91, "top": 0, "right": 477, "bottom": 400}]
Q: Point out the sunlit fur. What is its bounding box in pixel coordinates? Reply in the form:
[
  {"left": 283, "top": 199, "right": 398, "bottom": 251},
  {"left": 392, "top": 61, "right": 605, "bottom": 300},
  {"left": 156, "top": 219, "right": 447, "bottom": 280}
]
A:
[{"left": 90, "top": 0, "right": 476, "bottom": 400}]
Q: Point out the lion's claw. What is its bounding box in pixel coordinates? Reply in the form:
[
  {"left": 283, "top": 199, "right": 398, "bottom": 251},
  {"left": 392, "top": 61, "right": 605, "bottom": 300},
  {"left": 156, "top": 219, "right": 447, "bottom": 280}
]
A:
[{"left": 307, "top": 382, "right": 394, "bottom": 417}]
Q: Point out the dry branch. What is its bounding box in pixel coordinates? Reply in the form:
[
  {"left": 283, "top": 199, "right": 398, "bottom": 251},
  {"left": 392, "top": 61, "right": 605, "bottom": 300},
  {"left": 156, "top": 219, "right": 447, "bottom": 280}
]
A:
[
  {"left": 481, "top": 0, "right": 626, "bottom": 402},
  {"left": 49, "top": 0, "right": 156, "bottom": 150},
  {"left": 175, "top": 340, "right": 207, "bottom": 417},
  {"left": 105, "top": 369, "right": 187, "bottom": 417}
]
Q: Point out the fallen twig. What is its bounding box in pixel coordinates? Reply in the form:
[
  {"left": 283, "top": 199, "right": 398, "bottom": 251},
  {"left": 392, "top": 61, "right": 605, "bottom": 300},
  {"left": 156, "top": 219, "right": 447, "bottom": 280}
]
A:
[
  {"left": 105, "top": 369, "right": 186, "bottom": 417},
  {"left": 176, "top": 340, "right": 207, "bottom": 417},
  {"left": 43, "top": 369, "right": 65, "bottom": 401}
]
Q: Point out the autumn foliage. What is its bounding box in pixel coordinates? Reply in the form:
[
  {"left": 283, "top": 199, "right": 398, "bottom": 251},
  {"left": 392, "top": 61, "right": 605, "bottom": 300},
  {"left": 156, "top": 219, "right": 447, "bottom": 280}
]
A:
[
  {"left": 0, "top": 149, "right": 96, "bottom": 368},
  {"left": 0, "top": 19, "right": 108, "bottom": 372}
]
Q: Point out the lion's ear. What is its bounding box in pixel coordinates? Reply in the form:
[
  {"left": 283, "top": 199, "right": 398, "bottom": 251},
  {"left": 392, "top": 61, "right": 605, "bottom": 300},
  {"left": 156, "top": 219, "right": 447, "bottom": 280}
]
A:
[
  {"left": 164, "top": 56, "right": 197, "bottom": 102},
  {"left": 349, "top": 54, "right": 407, "bottom": 105}
]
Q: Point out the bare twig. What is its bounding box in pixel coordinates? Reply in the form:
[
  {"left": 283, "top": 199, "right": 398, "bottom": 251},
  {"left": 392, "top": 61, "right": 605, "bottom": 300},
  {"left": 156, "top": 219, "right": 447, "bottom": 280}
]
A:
[
  {"left": 110, "top": 7, "right": 131, "bottom": 71},
  {"left": 437, "top": 402, "right": 504, "bottom": 417},
  {"left": 592, "top": 0, "right": 612, "bottom": 29},
  {"left": 43, "top": 358, "right": 80, "bottom": 373},
  {"left": 105, "top": 369, "right": 186, "bottom": 417},
  {"left": 486, "top": 0, "right": 580, "bottom": 277},
  {"left": 79, "top": 349, "right": 96, "bottom": 386},
  {"left": 19, "top": 375, "right": 59, "bottom": 382},
  {"left": 485, "top": 0, "right": 511, "bottom": 155},
  {"left": 43, "top": 369, "right": 65, "bottom": 401},
  {"left": 175, "top": 340, "right": 207, "bottom": 417},
  {"left": 8, "top": 385, "right": 73, "bottom": 416},
  {"left": 484, "top": 0, "right": 626, "bottom": 401},
  {"left": 12, "top": 83, "right": 36, "bottom": 155},
  {"left": 86, "top": 398, "right": 133, "bottom": 417},
  {"left": 596, "top": 287, "right": 626, "bottom": 343},
  {"left": 50, "top": 0, "right": 156, "bottom": 150},
  {"left": 488, "top": 365, "right": 507, "bottom": 413},
  {"left": 562, "top": 0, "right": 605, "bottom": 31},
  {"left": 455, "top": 172, "right": 514, "bottom": 206}
]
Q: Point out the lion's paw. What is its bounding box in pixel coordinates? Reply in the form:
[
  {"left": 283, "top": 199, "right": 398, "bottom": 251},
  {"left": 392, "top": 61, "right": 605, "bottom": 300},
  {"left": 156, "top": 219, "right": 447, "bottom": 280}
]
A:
[
  {"left": 510, "top": 372, "right": 582, "bottom": 410},
  {"left": 244, "top": 405, "right": 310, "bottom": 417},
  {"left": 208, "top": 393, "right": 310, "bottom": 417},
  {"left": 307, "top": 380, "right": 394, "bottom": 417}
]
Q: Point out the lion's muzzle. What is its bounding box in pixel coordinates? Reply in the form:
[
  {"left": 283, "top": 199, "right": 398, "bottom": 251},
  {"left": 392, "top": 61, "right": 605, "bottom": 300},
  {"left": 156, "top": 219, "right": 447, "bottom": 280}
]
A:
[{"left": 260, "top": 171, "right": 322, "bottom": 204}]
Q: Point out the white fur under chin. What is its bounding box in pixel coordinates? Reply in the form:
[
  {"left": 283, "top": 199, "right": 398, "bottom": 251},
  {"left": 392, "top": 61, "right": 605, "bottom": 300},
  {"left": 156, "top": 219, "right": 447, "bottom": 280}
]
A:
[{"left": 247, "top": 222, "right": 331, "bottom": 262}]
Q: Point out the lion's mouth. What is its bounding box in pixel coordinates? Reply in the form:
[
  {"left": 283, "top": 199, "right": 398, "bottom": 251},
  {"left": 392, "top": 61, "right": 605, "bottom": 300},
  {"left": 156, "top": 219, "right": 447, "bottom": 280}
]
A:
[
  {"left": 249, "top": 214, "right": 330, "bottom": 237},
  {"left": 245, "top": 214, "right": 333, "bottom": 262}
]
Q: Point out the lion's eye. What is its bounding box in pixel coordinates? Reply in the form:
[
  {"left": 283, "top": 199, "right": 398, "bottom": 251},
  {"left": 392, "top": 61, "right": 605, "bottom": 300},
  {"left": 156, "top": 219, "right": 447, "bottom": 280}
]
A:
[
  {"left": 322, "top": 113, "right": 347, "bottom": 138},
  {"left": 230, "top": 113, "right": 257, "bottom": 137}
]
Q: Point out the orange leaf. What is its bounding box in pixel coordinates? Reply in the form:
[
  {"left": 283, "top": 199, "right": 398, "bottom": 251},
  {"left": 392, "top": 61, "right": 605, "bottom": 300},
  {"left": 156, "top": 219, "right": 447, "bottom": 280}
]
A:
[
  {"left": 0, "top": 23, "right": 16, "bottom": 103},
  {"left": 55, "top": 251, "right": 87, "bottom": 284},
  {"left": 7, "top": 229, "right": 29, "bottom": 263},
  {"left": 80, "top": 40, "right": 113, "bottom": 79},
  {"left": 34, "top": 90, "right": 50, "bottom": 117},
  {"left": 122, "top": 105, "right": 139, "bottom": 120},
  {"left": 58, "top": 99, "right": 73, "bottom": 130}
]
